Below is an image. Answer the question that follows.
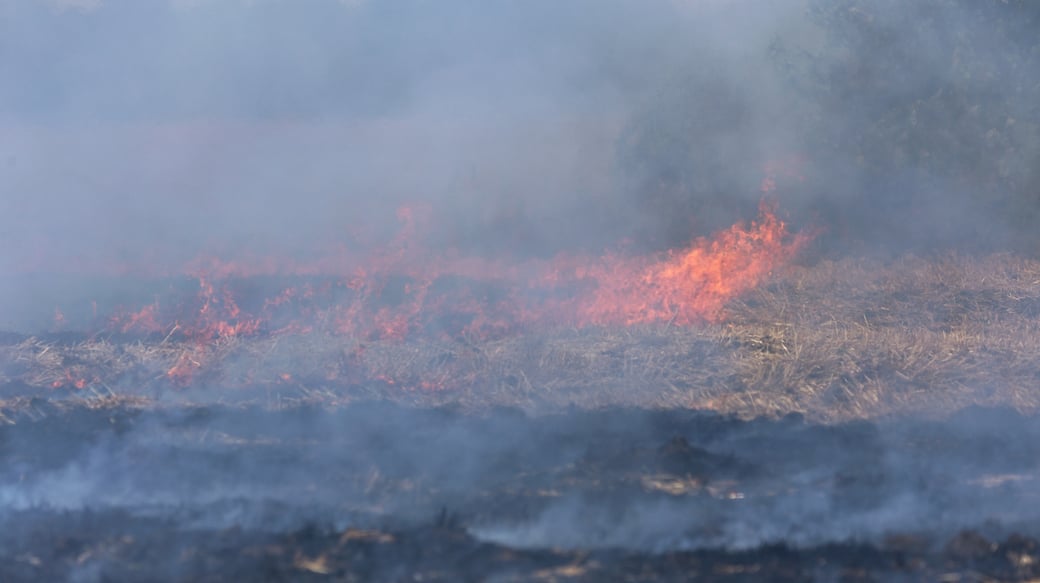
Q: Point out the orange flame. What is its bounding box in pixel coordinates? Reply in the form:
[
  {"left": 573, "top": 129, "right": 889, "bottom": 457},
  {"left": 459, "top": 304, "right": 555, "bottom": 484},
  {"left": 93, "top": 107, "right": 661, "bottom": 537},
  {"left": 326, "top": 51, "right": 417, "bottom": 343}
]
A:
[
  {"left": 51, "top": 195, "right": 810, "bottom": 388},
  {"left": 562, "top": 200, "right": 804, "bottom": 325},
  {"left": 94, "top": 198, "right": 807, "bottom": 348}
]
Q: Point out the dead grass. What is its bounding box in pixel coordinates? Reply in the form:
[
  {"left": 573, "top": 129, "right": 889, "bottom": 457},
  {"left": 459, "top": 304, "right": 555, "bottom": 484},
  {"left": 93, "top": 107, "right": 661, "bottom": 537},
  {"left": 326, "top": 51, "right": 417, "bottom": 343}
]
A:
[
  {"left": 3, "top": 252, "right": 1040, "bottom": 422},
  {"left": 719, "top": 253, "right": 1040, "bottom": 420}
]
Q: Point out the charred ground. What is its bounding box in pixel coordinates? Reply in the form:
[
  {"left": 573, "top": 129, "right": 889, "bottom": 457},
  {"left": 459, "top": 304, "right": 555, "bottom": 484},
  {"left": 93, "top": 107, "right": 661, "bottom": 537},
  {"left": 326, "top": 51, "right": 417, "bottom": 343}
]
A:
[
  {"left": 2, "top": 399, "right": 1040, "bottom": 582},
  {"left": 3, "top": 253, "right": 1040, "bottom": 581}
]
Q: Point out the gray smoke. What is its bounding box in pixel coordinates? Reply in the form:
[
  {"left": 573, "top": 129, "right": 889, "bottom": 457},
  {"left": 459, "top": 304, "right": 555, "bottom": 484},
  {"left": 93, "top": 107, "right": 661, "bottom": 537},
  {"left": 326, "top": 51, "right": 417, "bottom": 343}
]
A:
[
  {"left": 3, "top": 1, "right": 1035, "bottom": 277},
  {"left": 0, "top": 0, "right": 809, "bottom": 273},
  {"left": 2, "top": 406, "right": 1039, "bottom": 551}
]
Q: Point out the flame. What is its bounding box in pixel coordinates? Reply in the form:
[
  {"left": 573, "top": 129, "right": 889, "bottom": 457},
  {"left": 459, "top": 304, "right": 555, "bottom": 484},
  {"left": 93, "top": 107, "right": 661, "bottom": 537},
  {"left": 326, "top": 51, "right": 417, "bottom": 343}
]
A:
[
  {"left": 49, "top": 197, "right": 809, "bottom": 388},
  {"left": 560, "top": 200, "right": 803, "bottom": 326},
  {"left": 103, "top": 199, "right": 805, "bottom": 341},
  {"left": 167, "top": 348, "right": 204, "bottom": 385},
  {"left": 112, "top": 302, "right": 160, "bottom": 334}
]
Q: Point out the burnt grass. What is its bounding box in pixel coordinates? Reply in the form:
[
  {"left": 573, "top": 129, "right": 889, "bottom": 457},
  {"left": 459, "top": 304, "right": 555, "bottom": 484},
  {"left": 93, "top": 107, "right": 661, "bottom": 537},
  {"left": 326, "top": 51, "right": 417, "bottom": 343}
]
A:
[
  {"left": 3, "top": 253, "right": 1040, "bottom": 581},
  {"left": 1, "top": 402, "right": 1040, "bottom": 581}
]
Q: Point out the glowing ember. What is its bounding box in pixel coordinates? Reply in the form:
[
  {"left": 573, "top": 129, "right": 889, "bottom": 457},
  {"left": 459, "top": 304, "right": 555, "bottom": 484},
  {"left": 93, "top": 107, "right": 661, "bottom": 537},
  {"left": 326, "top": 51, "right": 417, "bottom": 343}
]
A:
[
  {"left": 565, "top": 200, "right": 805, "bottom": 326},
  {"left": 52, "top": 370, "right": 90, "bottom": 390}
]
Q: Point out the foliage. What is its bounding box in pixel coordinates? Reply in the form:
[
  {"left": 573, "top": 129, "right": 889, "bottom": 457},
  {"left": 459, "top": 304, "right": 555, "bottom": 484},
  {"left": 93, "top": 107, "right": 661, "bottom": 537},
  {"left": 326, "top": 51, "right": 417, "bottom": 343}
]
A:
[
  {"left": 804, "top": 0, "right": 1040, "bottom": 246},
  {"left": 619, "top": 0, "right": 1040, "bottom": 252}
]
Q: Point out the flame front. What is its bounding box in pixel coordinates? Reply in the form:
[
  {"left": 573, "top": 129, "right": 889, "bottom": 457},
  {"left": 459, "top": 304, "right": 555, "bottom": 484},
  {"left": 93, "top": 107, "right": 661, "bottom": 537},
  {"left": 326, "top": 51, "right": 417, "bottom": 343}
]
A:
[
  {"left": 100, "top": 200, "right": 807, "bottom": 354},
  {"left": 560, "top": 201, "right": 803, "bottom": 326}
]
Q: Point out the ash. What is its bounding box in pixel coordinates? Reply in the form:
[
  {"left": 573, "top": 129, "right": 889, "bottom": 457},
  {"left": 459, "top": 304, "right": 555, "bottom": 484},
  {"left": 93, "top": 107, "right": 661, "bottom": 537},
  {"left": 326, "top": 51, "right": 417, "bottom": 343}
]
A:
[{"left": 1, "top": 401, "right": 1039, "bottom": 582}]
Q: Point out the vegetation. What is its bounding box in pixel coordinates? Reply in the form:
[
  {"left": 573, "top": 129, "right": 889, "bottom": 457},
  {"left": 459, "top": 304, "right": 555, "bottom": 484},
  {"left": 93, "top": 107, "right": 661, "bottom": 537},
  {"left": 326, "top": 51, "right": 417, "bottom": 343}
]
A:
[
  {"left": 4, "top": 253, "right": 1040, "bottom": 423},
  {"left": 620, "top": 0, "right": 1040, "bottom": 253}
]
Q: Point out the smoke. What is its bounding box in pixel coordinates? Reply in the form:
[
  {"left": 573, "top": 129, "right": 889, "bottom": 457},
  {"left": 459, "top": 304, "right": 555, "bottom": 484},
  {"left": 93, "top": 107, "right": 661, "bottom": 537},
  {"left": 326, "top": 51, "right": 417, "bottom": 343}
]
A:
[
  {"left": 3, "top": 406, "right": 1039, "bottom": 553},
  {"left": 790, "top": 0, "right": 1040, "bottom": 252},
  {"left": 473, "top": 407, "right": 1040, "bottom": 551},
  {"left": 3, "top": 0, "right": 1038, "bottom": 275},
  {"left": 2, "top": 3, "right": 1040, "bottom": 577},
  {"left": 0, "top": 0, "right": 808, "bottom": 274},
  {"left": 0, "top": 1, "right": 609, "bottom": 269}
]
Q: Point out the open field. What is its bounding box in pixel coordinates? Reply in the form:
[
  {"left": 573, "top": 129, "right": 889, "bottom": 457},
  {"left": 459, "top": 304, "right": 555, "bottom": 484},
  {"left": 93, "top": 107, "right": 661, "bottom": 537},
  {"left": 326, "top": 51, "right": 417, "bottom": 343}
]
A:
[
  {"left": 4, "top": 253, "right": 1040, "bottom": 581},
  {"left": 7, "top": 2, "right": 1040, "bottom": 580},
  {"left": 3, "top": 400, "right": 1040, "bottom": 582}
]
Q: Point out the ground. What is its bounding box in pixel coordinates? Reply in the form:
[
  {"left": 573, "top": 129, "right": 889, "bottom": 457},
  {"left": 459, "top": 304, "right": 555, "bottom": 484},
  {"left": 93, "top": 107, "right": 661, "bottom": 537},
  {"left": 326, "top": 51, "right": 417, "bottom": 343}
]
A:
[
  {"left": 2, "top": 401, "right": 1040, "bottom": 581},
  {"left": 3, "top": 253, "right": 1040, "bottom": 581}
]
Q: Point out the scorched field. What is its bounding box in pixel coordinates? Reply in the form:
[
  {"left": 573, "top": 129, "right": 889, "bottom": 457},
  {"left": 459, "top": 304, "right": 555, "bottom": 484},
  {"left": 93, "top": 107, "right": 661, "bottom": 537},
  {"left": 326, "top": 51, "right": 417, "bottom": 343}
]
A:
[{"left": 3, "top": 210, "right": 1040, "bottom": 582}]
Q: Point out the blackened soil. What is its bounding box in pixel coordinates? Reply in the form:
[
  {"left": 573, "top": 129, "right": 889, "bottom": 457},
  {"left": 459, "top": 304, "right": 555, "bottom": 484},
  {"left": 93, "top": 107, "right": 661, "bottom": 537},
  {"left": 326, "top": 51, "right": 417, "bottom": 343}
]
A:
[{"left": 1, "top": 402, "right": 1040, "bottom": 582}]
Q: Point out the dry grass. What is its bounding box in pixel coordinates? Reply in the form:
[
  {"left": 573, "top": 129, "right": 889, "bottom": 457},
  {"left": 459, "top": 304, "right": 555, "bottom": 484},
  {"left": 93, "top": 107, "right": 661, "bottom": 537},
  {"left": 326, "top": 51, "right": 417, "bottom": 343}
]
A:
[
  {"left": 3, "top": 253, "right": 1040, "bottom": 422},
  {"left": 720, "top": 253, "right": 1040, "bottom": 420}
]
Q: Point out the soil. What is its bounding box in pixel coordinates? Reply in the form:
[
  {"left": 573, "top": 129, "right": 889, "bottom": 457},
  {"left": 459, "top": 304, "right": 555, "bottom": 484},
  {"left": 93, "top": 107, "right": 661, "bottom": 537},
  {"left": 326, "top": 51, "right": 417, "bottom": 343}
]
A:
[{"left": 2, "top": 400, "right": 1039, "bottom": 582}]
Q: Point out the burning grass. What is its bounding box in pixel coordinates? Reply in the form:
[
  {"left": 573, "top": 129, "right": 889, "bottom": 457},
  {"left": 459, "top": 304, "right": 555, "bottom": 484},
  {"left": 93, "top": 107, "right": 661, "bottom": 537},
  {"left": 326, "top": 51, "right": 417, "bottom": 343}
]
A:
[{"left": 4, "top": 252, "right": 1040, "bottom": 422}]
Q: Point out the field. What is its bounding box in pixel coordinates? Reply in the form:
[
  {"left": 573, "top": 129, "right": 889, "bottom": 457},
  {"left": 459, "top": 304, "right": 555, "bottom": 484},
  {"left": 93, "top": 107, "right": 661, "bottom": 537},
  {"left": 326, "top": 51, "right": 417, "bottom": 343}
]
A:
[
  {"left": 7, "top": 0, "right": 1040, "bottom": 580},
  {"left": 5, "top": 252, "right": 1040, "bottom": 420},
  {"left": 3, "top": 253, "right": 1040, "bottom": 581}
]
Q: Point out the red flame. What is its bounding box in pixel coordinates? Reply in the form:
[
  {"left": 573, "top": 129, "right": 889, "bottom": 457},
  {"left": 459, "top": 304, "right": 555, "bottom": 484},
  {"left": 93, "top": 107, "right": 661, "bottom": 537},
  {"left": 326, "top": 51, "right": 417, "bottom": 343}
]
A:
[
  {"left": 49, "top": 196, "right": 810, "bottom": 388},
  {"left": 115, "top": 199, "right": 803, "bottom": 338},
  {"left": 544, "top": 200, "right": 802, "bottom": 326}
]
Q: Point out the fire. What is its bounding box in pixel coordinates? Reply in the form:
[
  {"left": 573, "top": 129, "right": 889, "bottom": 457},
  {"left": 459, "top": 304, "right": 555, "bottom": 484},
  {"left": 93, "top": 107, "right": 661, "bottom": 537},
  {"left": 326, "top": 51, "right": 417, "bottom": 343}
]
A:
[
  {"left": 111, "top": 199, "right": 805, "bottom": 341},
  {"left": 52, "top": 370, "right": 89, "bottom": 390},
  {"left": 167, "top": 348, "right": 204, "bottom": 385},
  {"left": 112, "top": 302, "right": 160, "bottom": 334},
  {"left": 564, "top": 201, "right": 803, "bottom": 326},
  {"left": 51, "top": 198, "right": 809, "bottom": 387}
]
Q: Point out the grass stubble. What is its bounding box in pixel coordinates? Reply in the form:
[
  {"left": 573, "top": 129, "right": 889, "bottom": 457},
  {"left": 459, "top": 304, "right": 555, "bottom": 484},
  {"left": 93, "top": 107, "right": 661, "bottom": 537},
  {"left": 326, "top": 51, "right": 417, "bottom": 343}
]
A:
[{"left": 3, "top": 253, "right": 1040, "bottom": 423}]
